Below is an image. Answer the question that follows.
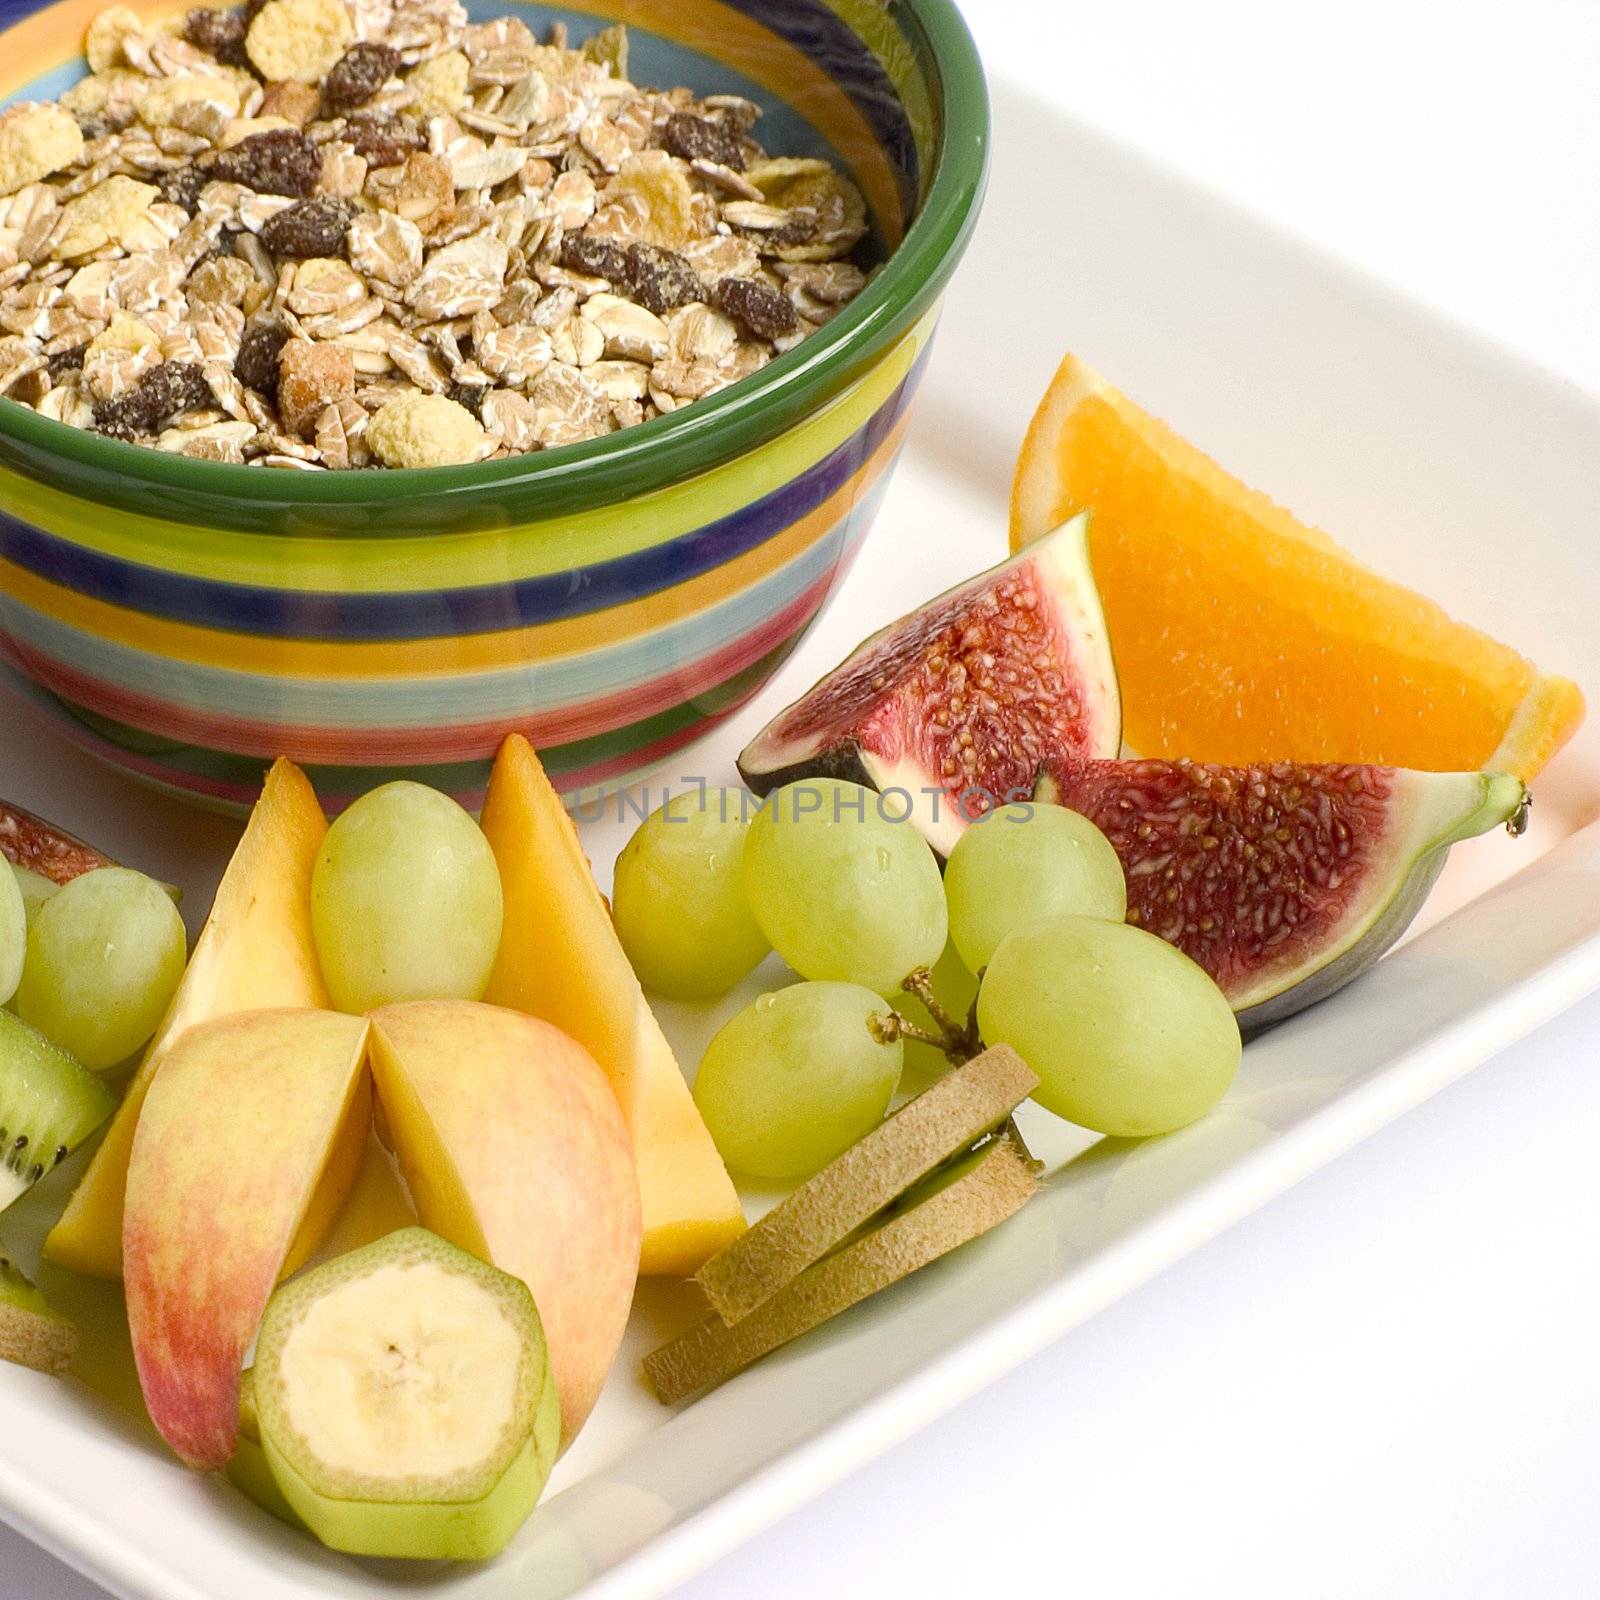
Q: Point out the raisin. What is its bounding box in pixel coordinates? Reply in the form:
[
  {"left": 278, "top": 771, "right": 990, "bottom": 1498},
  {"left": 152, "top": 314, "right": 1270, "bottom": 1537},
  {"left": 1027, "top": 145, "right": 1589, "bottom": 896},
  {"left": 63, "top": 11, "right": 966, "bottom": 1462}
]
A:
[
  {"left": 209, "top": 129, "right": 321, "bottom": 197},
  {"left": 623, "top": 242, "right": 703, "bottom": 315},
  {"left": 183, "top": 7, "right": 249, "bottom": 67},
  {"left": 661, "top": 112, "right": 745, "bottom": 172},
  {"left": 322, "top": 42, "right": 400, "bottom": 116},
  {"left": 260, "top": 196, "right": 351, "bottom": 258},
  {"left": 46, "top": 345, "right": 86, "bottom": 380},
  {"left": 235, "top": 320, "right": 289, "bottom": 397},
  {"left": 447, "top": 381, "right": 488, "bottom": 419},
  {"left": 93, "top": 363, "right": 214, "bottom": 437},
  {"left": 557, "top": 231, "right": 628, "bottom": 283},
  {"left": 713, "top": 275, "right": 798, "bottom": 341},
  {"left": 347, "top": 115, "right": 424, "bottom": 168},
  {"left": 156, "top": 163, "right": 208, "bottom": 216}
]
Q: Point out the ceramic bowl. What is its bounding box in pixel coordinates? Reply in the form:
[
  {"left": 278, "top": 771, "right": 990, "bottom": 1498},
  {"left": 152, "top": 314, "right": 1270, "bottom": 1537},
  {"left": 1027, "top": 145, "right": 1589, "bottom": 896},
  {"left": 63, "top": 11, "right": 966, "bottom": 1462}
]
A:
[{"left": 0, "top": 0, "right": 986, "bottom": 809}]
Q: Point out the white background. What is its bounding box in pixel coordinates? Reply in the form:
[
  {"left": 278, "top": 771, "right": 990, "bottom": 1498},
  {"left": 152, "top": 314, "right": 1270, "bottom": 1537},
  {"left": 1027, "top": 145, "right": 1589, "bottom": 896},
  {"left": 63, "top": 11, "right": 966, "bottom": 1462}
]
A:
[{"left": 6, "top": 0, "right": 1600, "bottom": 1595}]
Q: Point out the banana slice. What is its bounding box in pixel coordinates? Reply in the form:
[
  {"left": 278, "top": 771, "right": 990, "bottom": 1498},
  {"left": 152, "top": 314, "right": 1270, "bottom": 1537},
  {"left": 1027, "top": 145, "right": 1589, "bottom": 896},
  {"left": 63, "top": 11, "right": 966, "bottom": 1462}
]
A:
[{"left": 252, "top": 1227, "right": 559, "bottom": 1561}]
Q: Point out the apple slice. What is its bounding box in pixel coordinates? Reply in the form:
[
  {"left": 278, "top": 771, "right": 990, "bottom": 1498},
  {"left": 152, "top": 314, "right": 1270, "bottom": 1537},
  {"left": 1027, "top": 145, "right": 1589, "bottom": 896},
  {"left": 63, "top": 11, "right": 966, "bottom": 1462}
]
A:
[
  {"left": 124, "top": 1007, "right": 370, "bottom": 1470},
  {"left": 46, "top": 758, "right": 333, "bottom": 1278},
  {"left": 480, "top": 736, "right": 745, "bottom": 1276},
  {"left": 367, "top": 1001, "right": 640, "bottom": 1443}
]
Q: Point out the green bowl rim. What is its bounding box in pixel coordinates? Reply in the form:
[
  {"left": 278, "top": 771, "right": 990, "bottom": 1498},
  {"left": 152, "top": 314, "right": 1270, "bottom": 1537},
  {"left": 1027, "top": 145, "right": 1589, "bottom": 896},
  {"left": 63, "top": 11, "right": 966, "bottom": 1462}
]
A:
[{"left": 0, "top": 0, "right": 989, "bottom": 520}]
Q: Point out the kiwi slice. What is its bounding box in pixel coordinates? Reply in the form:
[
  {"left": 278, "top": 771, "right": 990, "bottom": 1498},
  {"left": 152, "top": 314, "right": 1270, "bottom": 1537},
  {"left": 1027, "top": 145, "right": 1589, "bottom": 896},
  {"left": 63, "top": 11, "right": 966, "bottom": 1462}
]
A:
[
  {"left": 0, "top": 1009, "right": 116, "bottom": 1213},
  {"left": 645, "top": 1128, "right": 1040, "bottom": 1405},
  {"left": 252, "top": 1227, "right": 560, "bottom": 1561},
  {"left": 697, "top": 1045, "right": 1039, "bottom": 1325},
  {"left": 0, "top": 1252, "right": 77, "bottom": 1374}
]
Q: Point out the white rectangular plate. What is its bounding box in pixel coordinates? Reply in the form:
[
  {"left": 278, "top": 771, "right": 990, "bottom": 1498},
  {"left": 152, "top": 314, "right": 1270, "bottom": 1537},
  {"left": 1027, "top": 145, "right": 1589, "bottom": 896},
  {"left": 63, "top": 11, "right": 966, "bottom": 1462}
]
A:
[{"left": 2, "top": 76, "right": 1599, "bottom": 1600}]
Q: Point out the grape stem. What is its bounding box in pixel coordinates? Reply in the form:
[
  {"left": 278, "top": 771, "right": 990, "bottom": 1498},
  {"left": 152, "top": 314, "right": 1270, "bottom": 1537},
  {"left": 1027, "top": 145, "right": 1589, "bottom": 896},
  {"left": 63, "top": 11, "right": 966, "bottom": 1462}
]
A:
[{"left": 866, "top": 968, "right": 984, "bottom": 1066}]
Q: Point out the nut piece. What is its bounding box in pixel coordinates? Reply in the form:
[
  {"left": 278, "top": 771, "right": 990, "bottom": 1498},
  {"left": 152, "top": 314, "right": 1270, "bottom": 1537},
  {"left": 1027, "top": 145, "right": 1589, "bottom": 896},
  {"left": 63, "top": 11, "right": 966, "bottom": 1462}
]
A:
[
  {"left": 407, "top": 50, "right": 469, "bottom": 115},
  {"left": 366, "top": 391, "right": 488, "bottom": 468},
  {"left": 246, "top": 0, "right": 355, "bottom": 84},
  {"left": 371, "top": 149, "right": 455, "bottom": 235},
  {"left": 0, "top": 104, "right": 86, "bottom": 199},
  {"left": 259, "top": 80, "right": 323, "bottom": 127},
  {"left": 277, "top": 337, "right": 355, "bottom": 435}
]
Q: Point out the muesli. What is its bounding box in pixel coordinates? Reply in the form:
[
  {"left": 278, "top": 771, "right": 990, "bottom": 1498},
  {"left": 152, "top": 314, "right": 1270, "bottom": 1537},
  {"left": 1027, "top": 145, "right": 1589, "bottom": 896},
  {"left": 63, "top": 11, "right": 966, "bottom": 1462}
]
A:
[{"left": 0, "top": 1, "right": 871, "bottom": 467}]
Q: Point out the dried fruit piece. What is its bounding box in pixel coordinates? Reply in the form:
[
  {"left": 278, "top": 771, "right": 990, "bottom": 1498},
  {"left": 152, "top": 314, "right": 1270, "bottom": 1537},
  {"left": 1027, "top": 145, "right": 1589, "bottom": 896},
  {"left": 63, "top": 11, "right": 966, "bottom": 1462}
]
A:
[
  {"left": 1033, "top": 758, "right": 1529, "bottom": 1032},
  {"left": 322, "top": 41, "right": 399, "bottom": 114},
  {"left": 157, "top": 163, "right": 208, "bottom": 215},
  {"left": 277, "top": 338, "right": 355, "bottom": 435},
  {"left": 625, "top": 242, "right": 703, "bottom": 315},
  {"left": 367, "top": 392, "right": 488, "bottom": 468},
  {"left": 93, "top": 362, "right": 213, "bottom": 438},
  {"left": 46, "top": 345, "right": 87, "bottom": 380},
  {"left": 662, "top": 112, "right": 744, "bottom": 172},
  {"left": 713, "top": 274, "right": 796, "bottom": 341},
  {"left": 183, "top": 7, "right": 250, "bottom": 66},
  {"left": 245, "top": 0, "right": 354, "bottom": 84},
  {"left": 557, "top": 230, "right": 628, "bottom": 283},
  {"left": 739, "top": 513, "right": 1122, "bottom": 854},
  {"left": 347, "top": 114, "right": 423, "bottom": 166},
  {"left": 260, "top": 195, "right": 351, "bottom": 258},
  {"left": 235, "top": 318, "right": 289, "bottom": 396},
  {"left": 447, "top": 379, "right": 487, "bottom": 418},
  {"left": 210, "top": 127, "right": 321, "bottom": 196}
]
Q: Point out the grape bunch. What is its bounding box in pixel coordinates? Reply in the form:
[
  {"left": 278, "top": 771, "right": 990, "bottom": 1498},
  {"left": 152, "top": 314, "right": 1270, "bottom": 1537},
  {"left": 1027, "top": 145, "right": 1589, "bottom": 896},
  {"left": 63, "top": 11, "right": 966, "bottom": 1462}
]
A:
[{"left": 611, "top": 779, "right": 1243, "bottom": 1179}]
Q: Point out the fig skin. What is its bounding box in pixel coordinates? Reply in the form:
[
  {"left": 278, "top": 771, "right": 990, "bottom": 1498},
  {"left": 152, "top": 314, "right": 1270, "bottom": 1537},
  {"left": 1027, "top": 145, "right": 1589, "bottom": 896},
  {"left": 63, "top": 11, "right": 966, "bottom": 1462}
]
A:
[
  {"left": 1035, "top": 758, "right": 1528, "bottom": 1034},
  {"left": 739, "top": 512, "right": 1120, "bottom": 856}
]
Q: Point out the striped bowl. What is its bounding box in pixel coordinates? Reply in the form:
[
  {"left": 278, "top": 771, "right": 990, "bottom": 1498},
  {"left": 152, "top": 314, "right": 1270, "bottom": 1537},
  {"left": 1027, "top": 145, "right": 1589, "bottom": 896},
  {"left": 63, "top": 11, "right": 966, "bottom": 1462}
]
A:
[{"left": 0, "top": 0, "right": 987, "bottom": 810}]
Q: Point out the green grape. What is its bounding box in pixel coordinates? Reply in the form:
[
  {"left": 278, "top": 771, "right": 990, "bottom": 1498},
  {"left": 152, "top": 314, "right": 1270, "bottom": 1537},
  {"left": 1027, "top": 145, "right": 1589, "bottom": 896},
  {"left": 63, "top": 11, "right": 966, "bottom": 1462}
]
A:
[
  {"left": 312, "top": 781, "right": 504, "bottom": 1014},
  {"left": 743, "top": 779, "right": 946, "bottom": 996},
  {"left": 693, "top": 981, "right": 903, "bottom": 1179},
  {"left": 0, "top": 864, "right": 24, "bottom": 1008},
  {"left": 12, "top": 866, "right": 60, "bottom": 930},
  {"left": 612, "top": 788, "right": 770, "bottom": 999},
  {"left": 16, "top": 867, "right": 187, "bottom": 1071},
  {"left": 891, "top": 939, "right": 978, "bottom": 1076},
  {"left": 977, "top": 915, "right": 1240, "bottom": 1137},
  {"left": 944, "top": 802, "right": 1126, "bottom": 972}
]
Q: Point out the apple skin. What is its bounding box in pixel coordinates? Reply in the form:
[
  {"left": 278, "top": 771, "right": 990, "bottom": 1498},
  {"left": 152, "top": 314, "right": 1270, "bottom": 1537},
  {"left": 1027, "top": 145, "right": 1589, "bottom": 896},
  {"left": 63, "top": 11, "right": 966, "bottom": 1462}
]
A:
[
  {"left": 123, "top": 1007, "right": 370, "bottom": 1471},
  {"left": 47, "top": 757, "right": 332, "bottom": 1279},
  {"left": 367, "top": 1001, "right": 642, "bottom": 1443}
]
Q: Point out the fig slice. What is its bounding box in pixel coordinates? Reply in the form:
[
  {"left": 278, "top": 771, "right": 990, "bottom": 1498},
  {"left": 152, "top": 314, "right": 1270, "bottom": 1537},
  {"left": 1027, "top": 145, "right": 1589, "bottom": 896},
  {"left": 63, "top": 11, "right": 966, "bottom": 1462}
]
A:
[
  {"left": 1034, "top": 758, "right": 1529, "bottom": 1032},
  {"left": 0, "top": 800, "right": 117, "bottom": 885},
  {"left": 738, "top": 512, "right": 1120, "bottom": 855}
]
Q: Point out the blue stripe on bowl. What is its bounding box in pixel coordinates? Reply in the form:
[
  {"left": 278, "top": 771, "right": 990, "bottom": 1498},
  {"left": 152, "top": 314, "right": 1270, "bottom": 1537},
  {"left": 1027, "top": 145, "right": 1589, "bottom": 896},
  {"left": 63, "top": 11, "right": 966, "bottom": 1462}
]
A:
[{"left": 0, "top": 357, "right": 922, "bottom": 640}]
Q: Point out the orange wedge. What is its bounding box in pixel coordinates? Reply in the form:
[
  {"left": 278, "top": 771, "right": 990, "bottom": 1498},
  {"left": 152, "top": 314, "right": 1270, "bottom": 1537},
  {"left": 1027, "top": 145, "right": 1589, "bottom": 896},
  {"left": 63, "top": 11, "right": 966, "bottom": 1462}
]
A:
[{"left": 1010, "top": 354, "right": 1584, "bottom": 780}]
